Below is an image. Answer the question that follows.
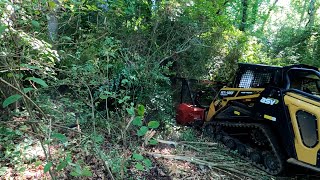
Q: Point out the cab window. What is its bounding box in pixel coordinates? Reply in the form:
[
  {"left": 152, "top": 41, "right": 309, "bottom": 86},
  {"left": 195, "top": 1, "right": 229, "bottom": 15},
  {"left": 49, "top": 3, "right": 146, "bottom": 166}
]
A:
[{"left": 288, "top": 69, "right": 320, "bottom": 96}]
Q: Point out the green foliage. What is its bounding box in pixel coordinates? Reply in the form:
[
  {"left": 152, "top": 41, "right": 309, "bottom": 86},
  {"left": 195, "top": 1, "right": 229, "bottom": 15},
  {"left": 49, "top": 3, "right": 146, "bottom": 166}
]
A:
[
  {"left": 148, "top": 121, "right": 160, "bottom": 129},
  {"left": 2, "top": 94, "right": 22, "bottom": 108},
  {"left": 132, "top": 116, "right": 143, "bottom": 126},
  {"left": 51, "top": 133, "right": 67, "bottom": 143},
  {"left": 131, "top": 153, "right": 153, "bottom": 171},
  {"left": 0, "top": 167, "right": 8, "bottom": 176},
  {"left": 132, "top": 153, "right": 144, "bottom": 161},
  {"left": 137, "top": 126, "right": 149, "bottom": 137},
  {"left": 70, "top": 165, "right": 92, "bottom": 177},
  {"left": 44, "top": 162, "right": 53, "bottom": 173},
  {"left": 25, "top": 77, "right": 48, "bottom": 87},
  {"left": 179, "top": 128, "right": 197, "bottom": 142},
  {"left": 148, "top": 139, "right": 158, "bottom": 145}
]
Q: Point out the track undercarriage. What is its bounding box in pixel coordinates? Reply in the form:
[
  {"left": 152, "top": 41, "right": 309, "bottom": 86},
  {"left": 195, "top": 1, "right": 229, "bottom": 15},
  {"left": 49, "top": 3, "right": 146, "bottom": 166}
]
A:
[{"left": 203, "top": 120, "right": 285, "bottom": 175}]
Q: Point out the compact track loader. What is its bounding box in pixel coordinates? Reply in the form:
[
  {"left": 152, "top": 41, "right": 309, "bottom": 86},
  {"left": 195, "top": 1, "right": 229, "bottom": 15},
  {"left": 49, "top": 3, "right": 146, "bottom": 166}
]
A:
[{"left": 176, "top": 63, "right": 320, "bottom": 175}]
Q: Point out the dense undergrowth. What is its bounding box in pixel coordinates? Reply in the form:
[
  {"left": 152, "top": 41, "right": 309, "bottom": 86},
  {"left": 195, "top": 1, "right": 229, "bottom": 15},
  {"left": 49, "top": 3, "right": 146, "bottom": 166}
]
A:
[{"left": 0, "top": 0, "right": 320, "bottom": 179}]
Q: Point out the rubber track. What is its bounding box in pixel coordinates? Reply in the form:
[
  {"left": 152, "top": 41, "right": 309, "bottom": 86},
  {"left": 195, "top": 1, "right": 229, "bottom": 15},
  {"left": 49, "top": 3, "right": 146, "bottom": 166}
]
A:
[{"left": 205, "top": 121, "right": 285, "bottom": 175}]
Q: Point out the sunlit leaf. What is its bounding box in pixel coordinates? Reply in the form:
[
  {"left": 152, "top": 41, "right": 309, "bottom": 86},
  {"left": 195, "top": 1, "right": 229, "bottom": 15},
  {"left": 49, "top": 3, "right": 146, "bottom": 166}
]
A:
[
  {"left": 137, "top": 104, "right": 145, "bottom": 116},
  {"left": 0, "top": 167, "right": 8, "bottom": 176},
  {"left": 34, "top": 161, "right": 42, "bottom": 167},
  {"left": 48, "top": 1, "right": 56, "bottom": 9},
  {"left": 6, "top": 73, "right": 13, "bottom": 78}
]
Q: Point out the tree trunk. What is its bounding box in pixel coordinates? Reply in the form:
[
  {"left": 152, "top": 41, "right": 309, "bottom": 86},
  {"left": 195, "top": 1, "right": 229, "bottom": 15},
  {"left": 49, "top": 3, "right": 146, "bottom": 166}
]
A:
[
  {"left": 299, "top": 0, "right": 308, "bottom": 26},
  {"left": 306, "top": 0, "right": 316, "bottom": 29},
  {"left": 249, "top": 0, "right": 260, "bottom": 31},
  {"left": 239, "top": 0, "right": 248, "bottom": 32}
]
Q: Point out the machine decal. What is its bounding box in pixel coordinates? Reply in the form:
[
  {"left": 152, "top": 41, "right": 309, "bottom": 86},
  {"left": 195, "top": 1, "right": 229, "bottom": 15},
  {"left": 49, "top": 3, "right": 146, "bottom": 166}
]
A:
[
  {"left": 239, "top": 91, "right": 254, "bottom": 95},
  {"left": 264, "top": 114, "right": 277, "bottom": 121},
  {"left": 220, "top": 90, "right": 236, "bottom": 97},
  {"left": 260, "top": 97, "right": 279, "bottom": 105}
]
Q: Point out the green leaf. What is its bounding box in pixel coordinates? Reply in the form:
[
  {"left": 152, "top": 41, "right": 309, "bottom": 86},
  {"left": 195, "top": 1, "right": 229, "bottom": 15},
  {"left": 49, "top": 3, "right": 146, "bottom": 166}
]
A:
[
  {"left": 48, "top": 1, "right": 56, "bottom": 9},
  {"left": 0, "top": 167, "right": 8, "bottom": 176},
  {"left": 18, "top": 167, "right": 26, "bottom": 172},
  {"left": 6, "top": 73, "right": 13, "bottom": 78},
  {"left": 121, "top": 79, "right": 129, "bottom": 85},
  {"left": 20, "top": 64, "right": 40, "bottom": 70},
  {"left": 126, "top": 106, "right": 135, "bottom": 116},
  {"left": 2, "top": 94, "right": 22, "bottom": 108},
  {"left": 137, "top": 126, "right": 148, "bottom": 136},
  {"left": 82, "top": 168, "right": 93, "bottom": 177},
  {"left": 23, "top": 88, "right": 34, "bottom": 93},
  {"left": 61, "top": 36, "right": 72, "bottom": 41},
  {"left": 137, "top": 104, "right": 145, "bottom": 116},
  {"left": 147, "top": 121, "right": 160, "bottom": 129},
  {"left": 0, "top": 24, "right": 6, "bottom": 35},
  {"left": 70, "top": 171, "right": 80, "bottom": 177},
  {"left": 44, "top": 140, "right": 51, "bottom": 144},
  {"left": 56, "top": 161, "right": 68, "bottom": 171},
  {"left": 149, "top": 139, "right": 158, "bottom": 145},
  {"left": 15, "top": 130, "right": 23, "bottom": 135},
  {"left": 118, "top": 96, "right": 130, "bottom": 103},
  {"left": 19, "top": 125, "right": 28, "bottom": 131},
  {"left": 143, "top": 158, "right": 152, "bottom": 168},
  {"left": 93, "top": 134, "right": 104, "bottom": 144},
  {"left": 31, "top": 20, "right": 40, "bottom": 28},
  {"left": 51, "top": 133, "right": 67, "bottom": 143},
  {"left": 44, "top": 162, "right": 53, "bottom": 173},
  {"left": 132, "top": 153, "right": 144, "bottom": 161},
  {"left": 26, "top": 77, "right": 48, "bottom": 87},
  {"left": 132, "top": 116, "right": 143, "bottom": 126},
  {"left": 70, "top": 165, "right": 81, "bottom": 176},
  {"left": 135, "top": 163, "right": 144, "bottom": 171},
  {"left": 34, "top": 161, "right": 42, "bottom": 167},
  {"left": 99, "top": 94, "right": 108, "bottom": 99}
]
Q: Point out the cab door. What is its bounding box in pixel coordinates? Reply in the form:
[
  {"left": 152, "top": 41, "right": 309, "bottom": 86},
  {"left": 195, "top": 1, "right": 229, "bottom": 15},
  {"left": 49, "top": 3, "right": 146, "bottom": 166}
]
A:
[
  {"left": 284, "top": 68, "right": 320, "bottom": 166},
  {"left": 285, "top": 92, "right": 320, "bottom": 165}
]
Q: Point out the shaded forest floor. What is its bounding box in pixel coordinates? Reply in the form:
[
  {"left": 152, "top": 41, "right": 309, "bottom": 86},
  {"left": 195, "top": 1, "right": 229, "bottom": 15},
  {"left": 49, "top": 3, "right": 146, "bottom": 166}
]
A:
[{"left": 1, "top": 120, "right": 320, "bottom": 180}]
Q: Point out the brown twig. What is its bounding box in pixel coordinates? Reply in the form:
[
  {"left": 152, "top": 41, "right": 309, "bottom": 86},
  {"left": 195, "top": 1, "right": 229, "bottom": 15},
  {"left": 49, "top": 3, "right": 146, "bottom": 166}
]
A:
[{"left": 147, "top": 152, "right": 257, "bottom": 179}]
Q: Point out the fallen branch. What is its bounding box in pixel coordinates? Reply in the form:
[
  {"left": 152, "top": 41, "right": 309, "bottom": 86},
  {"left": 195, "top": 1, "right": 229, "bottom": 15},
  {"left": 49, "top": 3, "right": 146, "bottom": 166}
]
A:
[
  {"left": 156, "top": 139, "right": 218, "bottom": 152},
  {"left": 179, "top": 141, "right": 218, "bottom": 146},
  {"left": 147, "top": 152, "right": 257, "bottom": 179}
]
